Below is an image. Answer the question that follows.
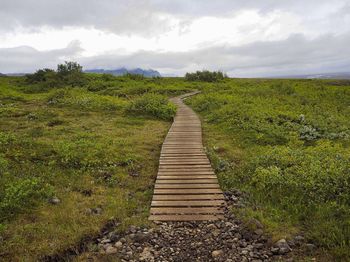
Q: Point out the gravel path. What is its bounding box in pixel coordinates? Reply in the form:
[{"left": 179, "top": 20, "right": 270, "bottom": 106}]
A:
[{"left": 91, "top": 190, "right": 301, "bottom": 262}]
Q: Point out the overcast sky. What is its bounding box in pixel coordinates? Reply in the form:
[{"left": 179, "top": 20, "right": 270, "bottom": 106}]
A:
[{"left": 0, "top": 0, "right": 350, "bottom": 77}]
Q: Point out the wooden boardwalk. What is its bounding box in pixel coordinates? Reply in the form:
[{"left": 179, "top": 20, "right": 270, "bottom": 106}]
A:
[{"left": 149, "top": 93, "right": 224, "bottom": 221}]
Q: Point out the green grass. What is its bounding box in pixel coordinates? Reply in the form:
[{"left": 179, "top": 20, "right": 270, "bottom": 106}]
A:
[
  {"left": 1, "top": 75, "right": 349, "bottom": 261},
  {"left": 0, "top": 75, "right": 194, "bottom": 261},
  {"left": 187, "top": 78, "right": 350, "bottom": 260}
]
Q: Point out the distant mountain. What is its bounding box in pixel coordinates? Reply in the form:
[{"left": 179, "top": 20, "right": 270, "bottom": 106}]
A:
[
  {"left": 0, "top": 73, "right": 7, "bottom": 77},
  {"left": 269, "top": 72, "right": 350, "bottom": 79},
  {"left": 85, "top": 68, "right": 161, "bottom": 77}
]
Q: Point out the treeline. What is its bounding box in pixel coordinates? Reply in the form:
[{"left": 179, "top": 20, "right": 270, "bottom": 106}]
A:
[{"left": 185, "top": 70, "right": 227, "bottom": 82}]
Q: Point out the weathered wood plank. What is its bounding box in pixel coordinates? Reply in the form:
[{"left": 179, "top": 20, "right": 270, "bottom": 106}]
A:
[
  {"left": 150, "top": 207, "right": 224, "bottom": 214},
  {"left": 155, "top": 184, "right": 220, "bottom": 189},
  {"left": 157, "top": 175, "right": 217, "bottom": 179},
  {"left": 152, "top": 194, "right": 224, "bottom": 200},
  {"left": 149, "top": 214, "right": 223, "bottom": 221},
  {"left": 151, "top": 200, "right": 225, "bottom": 207},
  {"left": 154, "top": 189, "right": 222, "bottom": 194},
  {"left": 156, "top": 179, "right": 218, "bottom": 184}
]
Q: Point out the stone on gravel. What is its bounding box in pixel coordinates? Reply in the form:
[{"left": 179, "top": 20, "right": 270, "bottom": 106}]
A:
[
  {"left": 274, "top": 239, "right": 292, "bottom": 254},
  {"left": 105, "top": 246, "right": 118, "bottom": 254},
  {"left": 211, "top": 249, "right": 223, "bottom": 258},
  {"left": 139, "top": 247, "right": 153, "bottom": 261},
  {"left": 115, "top": 241, "right": 123, "bottom": 248},
  {"left": 134, "top": 232, "right": 150, "bottom": 243}
]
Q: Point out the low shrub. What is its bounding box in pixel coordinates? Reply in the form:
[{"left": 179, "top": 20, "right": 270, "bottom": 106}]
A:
[
  {"left": 47, "top": 88, "right": 127, "bottom": 111},
  {"left": 127, "top": 93, "right": 176, "bottom": 120},
  {"left": 0, "top": 178, "right": 53, "bottom": 222}
]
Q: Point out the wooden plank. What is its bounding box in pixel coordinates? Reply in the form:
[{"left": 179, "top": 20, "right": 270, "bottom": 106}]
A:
[
  {"left": 154, "top": 188, "right": 222, "bottom": 194},
  {"left": 152, "top": 194, "right": 224, "bottom": 200},
  {"left": 151, "top": 200, "right": 224, "bottom": 207},
  {"left": 159, "top": 161, "right": 210, "bottom": 165},
  {"left": 155, "top": 184, "right": 220, "bottom": 189},
  {"left": 157, "top": 175, "right": 217, "bottom": 179},
  {"left": 156, "top": 179, "right": 218, "bottom": 184},
  {"left": 157, "top": 171, "right": 215, "bottom": 175},
  {"left": 159, "top": 165, "right": 212, "bottom": 168},
  {"left": 149, "top": 214, "right": 223, "bottom": 221},
  {"left": 150, "top": 207, "right": 224, "bottom": 214}
]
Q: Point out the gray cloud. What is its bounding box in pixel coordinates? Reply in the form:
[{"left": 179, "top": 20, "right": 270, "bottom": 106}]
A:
[
  {"left": 0, "top": 41, "right": 82, "bottom": 73},
  {"left": 2, "top": 32, "right": 349, "bottom": 77},
  {"left": 1, "top": 0, "right": 349, "bottom": 35},
  {"left": 1, "top": 0, "right": 350, "bottom": 76},
  {"left": 0, "top": 0, "right": 174, "bottom": 36}
]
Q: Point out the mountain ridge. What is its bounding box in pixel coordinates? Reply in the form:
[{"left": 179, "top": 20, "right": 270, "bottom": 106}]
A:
[{"left": 84, "top": 68, "right": 161, "bottom": 77}]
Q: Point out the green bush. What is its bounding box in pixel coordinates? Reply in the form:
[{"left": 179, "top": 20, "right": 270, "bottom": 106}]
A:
[
  {"left": 24, "top": 61, "right": 86, "bottom": 89},
  {"left": 0, "top": 178, "right": 53, "bottom": 221},
  {"left": 127, "top": 93, "right": 176, "bottom": 120},
  {"left": 185, "top": 70, "right": 227, "bottom": 82}
]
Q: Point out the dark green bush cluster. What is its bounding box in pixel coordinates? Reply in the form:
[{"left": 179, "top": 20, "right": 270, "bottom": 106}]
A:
[
  {"left": 25, "top": 61, "right": 86, "bottom": 88},
  {"left": 127, "top": 93, "right": 176, "bottom": 120},
  {"left": 185, "top": 70, "right": 227, "bottom": 82}
]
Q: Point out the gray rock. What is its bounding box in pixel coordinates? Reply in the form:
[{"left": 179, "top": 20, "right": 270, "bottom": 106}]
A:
[
  {"left": 101, "top": 238, "right": 111, "bottom": 244},
  {"left": 120, "top": 238, "right": 126, "bottom": 243},
  {"left": 134, "top": 232, "right": 150, "bottom": 243},
  {"left": 294, "top": 235, "right": 304, "bottom": 242},
  {"left": 109, "top": 231, "right": 119, "bottom": 242},
  {"left": 274, "top": 239, "right": 292, "bottom": 254},
  {"left": 271, "top": 247, "right": 280, "bottom": 254},
  {"left": 305, "top": 243, "right": 316, "bottom": 251},
  {"left": 241, "top": 250, "right": 249, "bottom": 255},
  {"left": 254, "top": 229, "right": 264, "bottom": 236},
  {"left": 49, "top": 197, "right": 60, "bottom": 205},
  {"left": 207, "top": 224, "right": 217, "bottom": 230}
]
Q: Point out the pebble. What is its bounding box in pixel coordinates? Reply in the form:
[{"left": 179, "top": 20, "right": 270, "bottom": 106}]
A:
[
  {"left": 115, "top": 241, "right": 123, "bottom": 248},
  {"left": 211, "top": 249, "right": 223, "bottom": 258},
  {"left": 105, "top": 246, "right": 118, "bottom": 254}
]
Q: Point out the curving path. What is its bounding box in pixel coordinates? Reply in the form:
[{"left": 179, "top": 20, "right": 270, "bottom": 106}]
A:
[{"left": 149, "top": 92, "right": 224, "bottom": 221}]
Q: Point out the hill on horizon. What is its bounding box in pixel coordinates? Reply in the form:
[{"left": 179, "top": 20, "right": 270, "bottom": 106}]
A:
[{"left": 85, "top": 68, "right": 161, "bottom": 77}]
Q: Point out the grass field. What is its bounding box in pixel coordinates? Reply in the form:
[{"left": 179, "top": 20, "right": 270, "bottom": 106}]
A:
[
  {"left": 0, "top": 74, "right": 349, "bottom": 260},
  {"left": 0, "top": 74, "right": 193, "bottom": 260},
  {"left": 187, "top": 78, "right": 350, "bottom": 260}
]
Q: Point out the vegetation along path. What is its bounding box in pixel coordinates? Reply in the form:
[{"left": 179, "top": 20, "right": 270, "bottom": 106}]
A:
[{"left": 149, "top": 92, "right": 225, "bottom": 221}]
